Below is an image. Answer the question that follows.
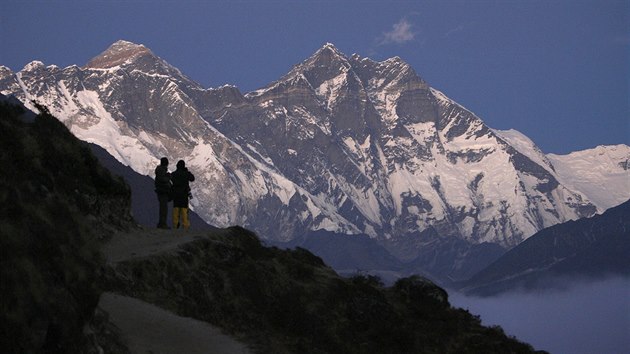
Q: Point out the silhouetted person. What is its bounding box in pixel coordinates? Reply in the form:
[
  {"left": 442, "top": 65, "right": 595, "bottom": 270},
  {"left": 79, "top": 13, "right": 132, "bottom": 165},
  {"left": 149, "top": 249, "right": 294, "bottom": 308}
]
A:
[
  {"left": 171, "top": 160, "right": 195, "bottom": 230},
  {"left": 154, "top": 157, "right": 172, "bottom": 229}
]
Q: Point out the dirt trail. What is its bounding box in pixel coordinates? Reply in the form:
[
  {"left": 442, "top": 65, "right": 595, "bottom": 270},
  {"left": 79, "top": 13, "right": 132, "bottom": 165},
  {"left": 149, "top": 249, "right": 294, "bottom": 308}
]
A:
[
  {"left": 99, "top": 227, "right": 252, "bottom": 354},
  {"left": 102, "top": 227, "right": 225, "bottom": 264}
]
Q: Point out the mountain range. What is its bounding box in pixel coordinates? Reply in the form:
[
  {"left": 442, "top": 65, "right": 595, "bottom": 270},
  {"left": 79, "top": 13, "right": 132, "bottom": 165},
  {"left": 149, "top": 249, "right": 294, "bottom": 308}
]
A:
[{"left": 1, "top": 40, "right": 628, "bottom": 282}]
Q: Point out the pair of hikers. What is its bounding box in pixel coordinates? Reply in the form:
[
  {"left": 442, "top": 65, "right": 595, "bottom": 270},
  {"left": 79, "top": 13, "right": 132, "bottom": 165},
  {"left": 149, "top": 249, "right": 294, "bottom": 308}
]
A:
[{"left": 154, "top": 157, "right": 195, "bottom": 230}]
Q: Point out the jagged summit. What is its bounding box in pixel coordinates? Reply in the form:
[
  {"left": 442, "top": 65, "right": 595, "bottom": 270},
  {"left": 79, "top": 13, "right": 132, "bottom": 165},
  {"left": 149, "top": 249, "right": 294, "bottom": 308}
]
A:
[
  {"left": 350, "top": 53, "right": 421, "bottom": 86},
  {"left": 247, "top": 43, "right": 355, "bottom": 98},
  {"left": 288, "top": 43, "right": 352, "bottom": 80},
  {"left": 22, "top": 60, "right": 46, "bottom": 72},
  {"left": 250, "top": 43, "right": 425, "bottom": 100},
  {"left": 313, "top": 42, "right": 347, "bottom": 60},
  {"left": 84, "top": 40, "right": 153, "bottom": 69}
]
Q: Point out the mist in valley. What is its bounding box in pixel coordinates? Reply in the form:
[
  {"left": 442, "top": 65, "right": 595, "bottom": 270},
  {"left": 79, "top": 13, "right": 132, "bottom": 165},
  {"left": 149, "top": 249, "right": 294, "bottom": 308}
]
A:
[{"left": 449, "top": 276, "right": 630, "bottom": 354}]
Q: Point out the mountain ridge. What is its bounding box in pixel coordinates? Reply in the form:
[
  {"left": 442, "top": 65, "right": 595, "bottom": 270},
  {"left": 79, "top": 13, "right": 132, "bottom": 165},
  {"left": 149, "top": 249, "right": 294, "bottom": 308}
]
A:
[{"left": 2, "top": 40, "right": 625, "bottom": 283}]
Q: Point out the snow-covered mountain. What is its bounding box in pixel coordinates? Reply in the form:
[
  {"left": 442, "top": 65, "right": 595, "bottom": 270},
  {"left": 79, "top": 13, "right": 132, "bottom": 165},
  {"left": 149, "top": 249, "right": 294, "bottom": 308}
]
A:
[
  {"left": 548, "top": 145, "right": 629, "bottom": 211},
  {"left": 1, "top": 40, "right": 618, "bottom": 261},
  {"left": 494, "top": 130, "right": 629, "bottom": 212}
]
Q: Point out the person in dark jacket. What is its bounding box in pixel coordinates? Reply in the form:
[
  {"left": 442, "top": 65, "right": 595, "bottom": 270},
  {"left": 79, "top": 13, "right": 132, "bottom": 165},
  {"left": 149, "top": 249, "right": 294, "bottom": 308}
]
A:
[
  {"left": 171, "top": 160, "right": 195, "bottom": 230},
  {"left": 154, "top": 157, "right": 172, "bottom": 229}
]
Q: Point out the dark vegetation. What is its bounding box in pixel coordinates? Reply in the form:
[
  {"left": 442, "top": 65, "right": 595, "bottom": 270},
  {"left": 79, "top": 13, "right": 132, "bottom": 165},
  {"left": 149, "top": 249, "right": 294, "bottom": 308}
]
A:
[
  {"left": 106, "top": 226, "right": 543, "bottom": 353},
  {"left": 0, "top": 98, "right": 543, "bottom": 353},
  {"left": 0, "top": 99, "right": 133, "bottom": 353}
]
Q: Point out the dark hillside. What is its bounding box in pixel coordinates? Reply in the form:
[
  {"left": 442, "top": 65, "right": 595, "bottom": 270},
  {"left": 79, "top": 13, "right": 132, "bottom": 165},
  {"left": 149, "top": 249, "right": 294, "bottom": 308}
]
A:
[
  {"left": 105, "top": 226, "right": 545, "bottom": 353},
  {"left": 0, "top": 98, "right": 133, "bottom": 353}
]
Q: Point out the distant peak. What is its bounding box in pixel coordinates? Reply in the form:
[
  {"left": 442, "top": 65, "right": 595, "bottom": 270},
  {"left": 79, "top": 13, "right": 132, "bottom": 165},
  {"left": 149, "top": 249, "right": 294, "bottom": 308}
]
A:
[
  {"left": 22, "top": 61, "right": 45, "bottom": 72},
  {"left": 382, "top": 55, "right": 411, "bottom": 69},
  {"left": 112, "top": 39, "right": 144, "bottom": 48},
  {"left": 313, "top": 42, "right": 345, "bottom": 58},
  {"left": 321, "top": 42, "right": 339, "bottom": 52},
  {"left": 103, "top": 40, "right": 148, "bottom": 55},
  {"left": 298, "top": 43, "right": 351, "bottom": 73},
  {"left": 85, "top": 40, "right": 152, "bottom": 69}
]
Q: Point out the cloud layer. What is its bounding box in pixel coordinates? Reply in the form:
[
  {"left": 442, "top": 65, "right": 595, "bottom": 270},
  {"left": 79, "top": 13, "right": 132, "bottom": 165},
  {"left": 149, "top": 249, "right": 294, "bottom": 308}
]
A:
[{"left": 449, "top": 277, "right": 630, "bottom": 354}]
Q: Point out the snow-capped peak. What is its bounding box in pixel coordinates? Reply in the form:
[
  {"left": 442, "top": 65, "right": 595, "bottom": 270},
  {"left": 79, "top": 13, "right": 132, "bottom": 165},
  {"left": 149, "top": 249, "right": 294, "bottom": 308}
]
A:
[
  {"left": 317, "top": 42, "right": 345, "bottom": 57},
  {"left": 112, "top": 39, "right": 145, "bottom": 49},
  {"left": 297, "top": 43, "right": 351, "bottom": 73},
  {"left": 0, "top": 66, "right": 13, "bottom": 76},
  {"left": 350, "top": 53, "right": 424, "bottom": 91},
  {"left": 383, "top": 56, "right": 405, "bottom": 65},
  {"left": 547, "top": 144, "right": 630, "bottom": 211},
  {"left": 251, "top": 43, "right": 354, "bottom": 99},
  {"left": 22, "top": 61, "right": 45, "bottom": 72}
]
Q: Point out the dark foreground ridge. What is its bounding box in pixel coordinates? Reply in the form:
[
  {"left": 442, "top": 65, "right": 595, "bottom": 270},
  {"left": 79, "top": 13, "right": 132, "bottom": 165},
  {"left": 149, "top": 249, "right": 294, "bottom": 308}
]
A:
[
  {"left": 103, "top": 226, "right": 542, "bottom": 353},
  {"left": 0, "top": 98, "right": 544, "bottom": 353}
]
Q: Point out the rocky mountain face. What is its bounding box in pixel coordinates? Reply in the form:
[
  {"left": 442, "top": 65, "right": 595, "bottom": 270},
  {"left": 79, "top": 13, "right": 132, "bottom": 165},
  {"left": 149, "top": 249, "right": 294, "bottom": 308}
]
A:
[{"left": 2, "top": 40, "right": 616, "bottom": 270}]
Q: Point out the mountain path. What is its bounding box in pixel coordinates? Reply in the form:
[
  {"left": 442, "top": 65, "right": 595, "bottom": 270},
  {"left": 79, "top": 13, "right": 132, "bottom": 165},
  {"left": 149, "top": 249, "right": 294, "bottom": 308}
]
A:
[
  {"left": 103, "top": 226, "right": 228, "bottom": 264},
  {"left": 99, "top": 227, "right": 252, "bottom": 354}
]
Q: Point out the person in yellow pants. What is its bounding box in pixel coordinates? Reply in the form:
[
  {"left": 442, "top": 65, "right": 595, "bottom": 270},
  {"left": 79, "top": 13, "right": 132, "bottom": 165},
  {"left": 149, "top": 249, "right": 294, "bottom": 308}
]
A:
[
  {"left": 172, "top": 207, "right": 189, "bottom": 230},
  {"left": 171, "top": 160, "right": 195, "bottom": 231}
]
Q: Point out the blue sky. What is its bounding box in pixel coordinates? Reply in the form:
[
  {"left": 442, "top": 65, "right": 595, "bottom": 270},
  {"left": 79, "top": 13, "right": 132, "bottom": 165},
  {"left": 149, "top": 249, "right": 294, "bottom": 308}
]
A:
[{"left": 2, "top": 0, "right": 628, "bottom": 154}]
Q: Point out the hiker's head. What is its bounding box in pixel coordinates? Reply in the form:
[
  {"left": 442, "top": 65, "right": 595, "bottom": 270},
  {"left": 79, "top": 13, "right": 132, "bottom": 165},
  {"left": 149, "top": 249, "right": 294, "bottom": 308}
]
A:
[
  {"left": 160, "top": 157, "right": 169, "bottom": 166},
  {"left": 177, "top": 160, "right": 186, "bottom": 169}
]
